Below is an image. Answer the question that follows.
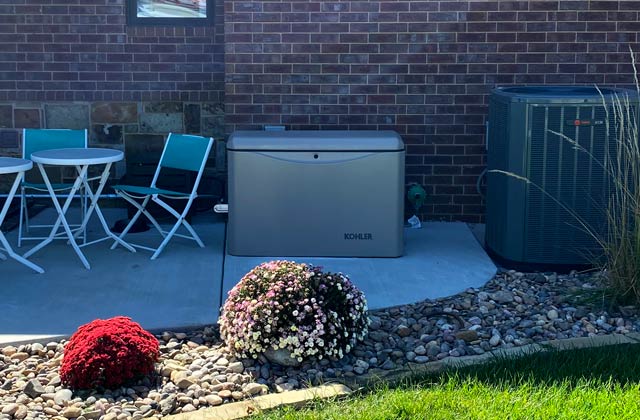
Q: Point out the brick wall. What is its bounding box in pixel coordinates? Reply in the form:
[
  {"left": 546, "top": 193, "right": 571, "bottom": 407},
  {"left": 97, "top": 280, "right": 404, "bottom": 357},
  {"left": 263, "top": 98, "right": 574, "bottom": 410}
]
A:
[
  {"left": 224, "top": 0, "right": 640, "bottom": 222},
  {"left": 0, "top": 0, "right": 224, "bottom": 103},
  {"left": 2, "top": 1, "right": 640, "bottom": 220}
]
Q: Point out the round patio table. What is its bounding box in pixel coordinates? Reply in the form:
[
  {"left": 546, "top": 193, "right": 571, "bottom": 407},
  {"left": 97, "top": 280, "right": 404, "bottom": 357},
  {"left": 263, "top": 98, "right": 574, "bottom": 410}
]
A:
[
  {"left": 23, "top": 148, "right": 136, "bottom": 269},
  {"left": 0, "top": 157, "right": 44, "bottom": 273}
]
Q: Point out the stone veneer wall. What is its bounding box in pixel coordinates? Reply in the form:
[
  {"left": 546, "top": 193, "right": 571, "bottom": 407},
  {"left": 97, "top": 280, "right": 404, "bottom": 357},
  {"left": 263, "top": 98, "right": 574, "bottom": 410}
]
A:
[
  {"left": 0, "top": 101, "right": 224, "bottom": 161},
  {"left": 0, "top": 101, "right": 226, "bottom": 202},
  {"left": 225, "top": 0, "right": 640, "bottom": 222},
  {"left": 0, "top": 101, "right": 224, "bottom": 184}
]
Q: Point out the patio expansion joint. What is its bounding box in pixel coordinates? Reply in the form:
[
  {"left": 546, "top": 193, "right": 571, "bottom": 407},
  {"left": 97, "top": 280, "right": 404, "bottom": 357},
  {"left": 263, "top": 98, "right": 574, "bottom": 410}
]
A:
[{"left": 163, "top": 333, "right": 639, "bottom": 420}]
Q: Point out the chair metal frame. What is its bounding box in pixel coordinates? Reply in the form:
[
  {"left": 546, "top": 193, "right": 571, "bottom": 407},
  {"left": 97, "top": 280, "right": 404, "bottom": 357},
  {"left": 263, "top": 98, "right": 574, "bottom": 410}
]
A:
[
  {"left": 18, "top": 128, "right": 89, "bottom": 247},
  {"left": 111, "top": 133, "right": 214, "bottom": 259}
]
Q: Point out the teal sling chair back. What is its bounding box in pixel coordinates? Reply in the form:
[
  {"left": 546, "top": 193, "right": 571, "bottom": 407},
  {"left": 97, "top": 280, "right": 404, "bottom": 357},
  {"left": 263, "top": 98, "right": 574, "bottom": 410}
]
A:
[
  {"left": 19, "top": 129, "right": 88, "bottom": 247},
  {"left": 111, "top": 133, "right": 214, "bottom": 259}
]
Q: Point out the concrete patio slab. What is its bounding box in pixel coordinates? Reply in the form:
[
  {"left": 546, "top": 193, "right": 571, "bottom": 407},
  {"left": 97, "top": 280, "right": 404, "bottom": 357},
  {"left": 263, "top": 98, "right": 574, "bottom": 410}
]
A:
[
  {"left": 223, "top": 222, "right": 497, "bottom": 310},
  {"left": 1, "top": 209, "right": 496, "bottom": 346},
  {"left": 0, "top": 208, "right": 224, "bottom": 344}
]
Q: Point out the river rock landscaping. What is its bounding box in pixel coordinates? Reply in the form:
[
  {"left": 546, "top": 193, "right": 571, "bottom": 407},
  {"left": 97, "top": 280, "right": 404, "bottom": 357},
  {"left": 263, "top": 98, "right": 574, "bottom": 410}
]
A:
[{"left": 1, "top": 269, "right": 639, "bottom": 420}]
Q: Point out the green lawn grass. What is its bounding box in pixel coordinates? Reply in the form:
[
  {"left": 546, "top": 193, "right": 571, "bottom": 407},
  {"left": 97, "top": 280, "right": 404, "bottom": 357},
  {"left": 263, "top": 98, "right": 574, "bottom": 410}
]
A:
[{"left": 253, "top": 343, "right": 640, "bottom": 420}]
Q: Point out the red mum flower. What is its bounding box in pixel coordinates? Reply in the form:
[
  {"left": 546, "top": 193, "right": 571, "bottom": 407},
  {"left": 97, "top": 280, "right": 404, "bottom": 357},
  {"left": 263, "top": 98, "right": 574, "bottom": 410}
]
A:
[{"left": 60, "top": 316, "right": 159, "bottom": 390}]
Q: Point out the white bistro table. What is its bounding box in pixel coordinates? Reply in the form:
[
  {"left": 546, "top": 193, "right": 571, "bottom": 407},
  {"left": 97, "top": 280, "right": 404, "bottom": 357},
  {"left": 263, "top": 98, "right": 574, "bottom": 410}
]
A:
[
  {"left": 0, "top": 157, "right": 44, "bottom": 273},
  {"left": 24, "top": 148, "right": 135, "bottom": 269}
]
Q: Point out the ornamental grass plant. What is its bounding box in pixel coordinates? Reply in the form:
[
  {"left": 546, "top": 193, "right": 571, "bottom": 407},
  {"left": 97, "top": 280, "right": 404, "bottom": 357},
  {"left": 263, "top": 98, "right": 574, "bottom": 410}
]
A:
[
  {"left": 60, "top": 316, "right": 159, "bottom": 390},
  {"left": 219, "top": 260, "right": 369, "bottom": 364},
  {"left": 598, "top": 66, "right": 640, "bottom": 305}
]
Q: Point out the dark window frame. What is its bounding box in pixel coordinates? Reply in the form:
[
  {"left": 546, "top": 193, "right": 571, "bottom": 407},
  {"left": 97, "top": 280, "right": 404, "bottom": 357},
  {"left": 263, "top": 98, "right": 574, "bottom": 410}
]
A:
[{"left": 126, "top": 0, "right": 215, "bottom": 26}]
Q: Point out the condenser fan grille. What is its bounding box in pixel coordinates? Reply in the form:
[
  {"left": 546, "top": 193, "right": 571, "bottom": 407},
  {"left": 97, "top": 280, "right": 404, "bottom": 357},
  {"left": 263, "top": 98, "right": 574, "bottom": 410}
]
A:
[{"left": 525, "top": 104, "right": 612, "bottom": 262}]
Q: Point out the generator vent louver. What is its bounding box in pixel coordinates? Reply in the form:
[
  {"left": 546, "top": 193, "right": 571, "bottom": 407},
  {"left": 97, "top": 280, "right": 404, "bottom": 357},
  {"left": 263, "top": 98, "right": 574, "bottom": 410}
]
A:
[{"left": 485, "top": 86, "right": 640, "bottom": 268}]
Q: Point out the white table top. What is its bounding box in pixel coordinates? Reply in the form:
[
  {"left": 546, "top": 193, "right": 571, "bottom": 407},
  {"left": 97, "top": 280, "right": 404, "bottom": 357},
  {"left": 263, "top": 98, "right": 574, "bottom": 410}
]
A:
[
  {"left": 0, "top": 157, "right": 33, "bottom": 174},
  {"left": 30, "top": 148, "right": 124, "bottom": 166}
]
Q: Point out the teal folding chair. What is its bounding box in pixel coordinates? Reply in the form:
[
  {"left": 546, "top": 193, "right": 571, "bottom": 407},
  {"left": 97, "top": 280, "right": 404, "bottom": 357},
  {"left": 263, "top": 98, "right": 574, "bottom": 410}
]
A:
[
  {"left": 111, "top": 133, "right": 214, "bottom": 259},
  {"left": 19, "top": 128, "right": 88, "bottom": 247}
]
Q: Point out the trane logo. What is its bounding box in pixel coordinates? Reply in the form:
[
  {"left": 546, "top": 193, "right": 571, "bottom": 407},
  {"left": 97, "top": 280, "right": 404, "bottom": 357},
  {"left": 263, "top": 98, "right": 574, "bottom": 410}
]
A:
[{"left": 344, "top": 233, "right": 373, "bottom": 240}]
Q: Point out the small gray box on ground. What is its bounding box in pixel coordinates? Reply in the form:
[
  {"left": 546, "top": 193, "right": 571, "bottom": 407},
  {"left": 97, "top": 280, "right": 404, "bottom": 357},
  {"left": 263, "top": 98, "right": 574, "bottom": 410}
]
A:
[{"left": 227, "top": 130, "right": 405, "bottom": 257}]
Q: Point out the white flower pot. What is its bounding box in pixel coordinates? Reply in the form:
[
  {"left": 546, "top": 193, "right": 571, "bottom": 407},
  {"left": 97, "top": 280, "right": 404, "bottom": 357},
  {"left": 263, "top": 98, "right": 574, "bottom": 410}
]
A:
[{"left": 263, "top": 348, "right": 301, "bottom": 367}]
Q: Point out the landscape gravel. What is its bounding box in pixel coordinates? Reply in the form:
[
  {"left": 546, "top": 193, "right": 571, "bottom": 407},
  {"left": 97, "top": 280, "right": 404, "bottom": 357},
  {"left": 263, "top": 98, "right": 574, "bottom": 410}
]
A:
[{"left": 1, "top": 269, "right": 639, "bottom": 419}]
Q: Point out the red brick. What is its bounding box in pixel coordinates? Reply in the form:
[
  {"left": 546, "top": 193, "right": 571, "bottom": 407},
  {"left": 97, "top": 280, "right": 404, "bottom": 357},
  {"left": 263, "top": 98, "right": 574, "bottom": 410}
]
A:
[{"left": 3, "top": 0, "right": 638, "bottom": 221}]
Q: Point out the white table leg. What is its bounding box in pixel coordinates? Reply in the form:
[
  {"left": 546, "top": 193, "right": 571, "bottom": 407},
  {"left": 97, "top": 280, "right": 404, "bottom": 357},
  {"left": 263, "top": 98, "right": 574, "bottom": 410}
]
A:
[
  {"left": 75, "top": 162, "right": 135, "bottom": 252},
  {"left": 0, "top": 171, "right": 44, "bottom": 273},
  {"left": 23, "top": 163, "right": 90, "bottom": 269}
]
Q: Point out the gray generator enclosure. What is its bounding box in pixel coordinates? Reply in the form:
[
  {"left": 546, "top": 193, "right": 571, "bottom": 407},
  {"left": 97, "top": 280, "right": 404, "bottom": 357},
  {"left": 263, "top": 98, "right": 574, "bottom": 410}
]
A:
[
  {"left": 486, "top": 86, "right": 640, "bottom": 268},
  {"left": 227, "top": 130, "right": 405, "bottom": 257}
]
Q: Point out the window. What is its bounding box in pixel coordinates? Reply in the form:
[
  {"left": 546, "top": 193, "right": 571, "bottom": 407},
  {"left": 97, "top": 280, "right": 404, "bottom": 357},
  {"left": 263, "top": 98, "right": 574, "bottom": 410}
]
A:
[{"left": 126, "top": 0, "right": 214, "bottom": 26}]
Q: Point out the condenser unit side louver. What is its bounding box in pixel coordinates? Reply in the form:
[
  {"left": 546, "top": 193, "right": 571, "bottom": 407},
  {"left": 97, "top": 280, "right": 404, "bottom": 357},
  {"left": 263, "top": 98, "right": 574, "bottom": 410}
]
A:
[{"left": 485, "top": 86, "right": 640, "bottom": 269}]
